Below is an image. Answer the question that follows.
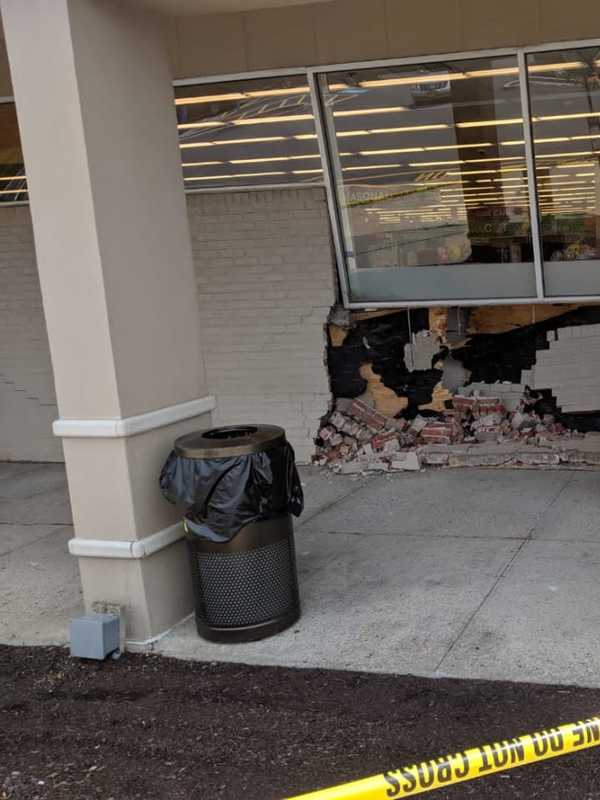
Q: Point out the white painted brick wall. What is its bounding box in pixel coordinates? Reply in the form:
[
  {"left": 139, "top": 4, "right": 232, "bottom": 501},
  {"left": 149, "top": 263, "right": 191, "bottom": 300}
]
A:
[
  {"left": 188, "top": 188, "right": 336, "bottom": 463},
  {"left": 0, "top": 206, "right": 63, "bottom": 461},
  {"left": 0, "top": 190, "right": 336, "bottom": 464},
  {"left": 524, "top": 324, "right": 600, "bottom": 412},
  {"left": 404, "top": 331, "right": 438, "bottom": 371}
]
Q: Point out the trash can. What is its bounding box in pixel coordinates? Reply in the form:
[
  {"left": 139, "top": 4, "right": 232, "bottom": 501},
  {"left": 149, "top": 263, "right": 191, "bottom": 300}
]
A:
[{"left": 159, "top": 425, "right": 303, "bottom": 643}]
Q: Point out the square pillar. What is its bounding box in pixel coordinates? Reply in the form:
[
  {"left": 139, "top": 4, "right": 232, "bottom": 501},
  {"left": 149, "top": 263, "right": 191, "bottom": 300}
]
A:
[{"left": 1, "top": 0, "right": 212, "bottom": 644}]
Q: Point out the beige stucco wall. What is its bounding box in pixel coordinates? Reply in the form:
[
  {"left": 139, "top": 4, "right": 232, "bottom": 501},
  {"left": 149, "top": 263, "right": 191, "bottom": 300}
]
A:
[
  {"left": 2, "top": 0, "right": 598, "bottom": 99},
  {"left": 162, "top": 0, "right": 600, "bottom": 80}
]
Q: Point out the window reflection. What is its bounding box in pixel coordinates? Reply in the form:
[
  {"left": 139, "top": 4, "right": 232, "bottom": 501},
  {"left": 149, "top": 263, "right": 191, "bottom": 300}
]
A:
[
  {"left": 174, "top": 76, "right": 321, "bottom": 189},
  {"left": 526, "top": 48, "right": 600, "bottom": 296},
  {"left": 319, "top": 56, "right": 537, "bottom": 303},
  {"left": 0, "top": 103, "right": 27, "bottom": 204}
]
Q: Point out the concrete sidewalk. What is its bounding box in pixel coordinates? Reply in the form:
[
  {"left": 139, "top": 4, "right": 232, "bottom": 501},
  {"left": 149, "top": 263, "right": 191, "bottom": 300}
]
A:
[
  {"left": 0, "top": 462, "right": 80, "bottom": 646},
  {"left": 3, "top": 462, "right": 600, "bottom": 687},
  {"left": 159, "top": 466, "right": 600, "bottom": 687}
]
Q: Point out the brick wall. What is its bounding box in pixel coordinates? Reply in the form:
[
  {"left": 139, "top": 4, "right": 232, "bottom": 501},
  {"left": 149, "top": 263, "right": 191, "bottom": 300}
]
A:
[
  {"left": 0, "top": 189, "right": 336, "bottom": 464},
  {"left": 188, "top": 188, "right": 336, "bottom": 463},
  {"left": 0, "top": 206, "right": 63, "bottom": 461}
]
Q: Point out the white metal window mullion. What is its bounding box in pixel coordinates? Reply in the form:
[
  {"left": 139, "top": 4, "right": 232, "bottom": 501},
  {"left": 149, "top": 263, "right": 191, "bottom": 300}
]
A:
[
  {"left": 517, "top": 49, "right": 545, "bottom": 300},
  {"left": 307, "top": 69, "right": 351, "bottom": 307}
]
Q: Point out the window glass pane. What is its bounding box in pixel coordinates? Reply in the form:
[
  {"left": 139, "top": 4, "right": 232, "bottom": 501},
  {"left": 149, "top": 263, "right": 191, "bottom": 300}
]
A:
[
  {"left": 526, "top": 48, "right": 600, "bottom": 296},
  {"left": 174, "top": 75, "right": 321, "bottom": 189},
  {"left": 319, "top": 56, "right": 537, "bottom": 304},
  {"left": 0, "top": 103, "right": 27, "bottom": 204}
]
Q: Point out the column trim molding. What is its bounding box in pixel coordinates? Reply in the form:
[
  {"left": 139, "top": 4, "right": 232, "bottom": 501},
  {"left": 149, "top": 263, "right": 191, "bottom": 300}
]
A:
[
  {"left": 53, "top": 395, "right": 215, "bottom": 438},
  {"left": 68, "top": 522, "right": 184, "bottom": 560}
]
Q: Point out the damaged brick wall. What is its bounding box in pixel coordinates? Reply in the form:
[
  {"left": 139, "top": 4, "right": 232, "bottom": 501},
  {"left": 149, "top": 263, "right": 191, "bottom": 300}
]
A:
[
  {"left": 319, "top": 303, "right": 600, "bottom": 472},
  {"left": 189, "top": 189, "right": 337, "bottom": 464}
]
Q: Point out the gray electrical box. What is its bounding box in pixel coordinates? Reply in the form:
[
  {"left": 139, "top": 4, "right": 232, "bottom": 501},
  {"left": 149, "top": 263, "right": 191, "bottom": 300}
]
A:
[{"left": 69, "top": 612, "right": 120, "bottom": 660}]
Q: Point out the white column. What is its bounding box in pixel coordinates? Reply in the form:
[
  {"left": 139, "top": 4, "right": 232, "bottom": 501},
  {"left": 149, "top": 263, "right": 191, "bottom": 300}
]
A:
[{"left": 1, "top": 0, "right": 213, "bottom": 644}]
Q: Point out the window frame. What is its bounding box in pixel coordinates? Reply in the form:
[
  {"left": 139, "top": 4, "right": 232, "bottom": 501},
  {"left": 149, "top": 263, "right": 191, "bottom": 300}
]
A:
[{"left": 306, "top": 39, "right": 600, "bottom": 309}]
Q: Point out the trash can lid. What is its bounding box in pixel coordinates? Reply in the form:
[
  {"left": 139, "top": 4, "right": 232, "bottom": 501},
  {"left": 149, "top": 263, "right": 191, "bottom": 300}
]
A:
[{"left": 174, "top": 424, "right": 286, "bottom": 459}]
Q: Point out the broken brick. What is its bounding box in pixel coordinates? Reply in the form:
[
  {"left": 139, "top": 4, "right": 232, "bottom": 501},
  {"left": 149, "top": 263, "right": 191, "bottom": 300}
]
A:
[
  {"left": 390, "top": 451, "right": 421, "bottom": 471},
  {"left": 409, "top": 415, "right": 428, "bottom": 434},
  {"left": 366, "top": 460, "right": 390, "bottom": 472},
  {"left": 329, "top": 410, "right": 349, "bottom": 430},
  {"left": 371, "top": 431, "right": 398, "bottom": 451},
  {"left": 453, "top": 395, "right": 478, "bottom": 413},
  {"left": 477, "top": 397, "right": 503, "bottom": 413},
  {"left": 349, "top": 398, "right": 387, "bottom": 430},
  {"left": 347, "top": 421, "right": 364, "bottom": 438},
  {"left": 326, "top": 445, "right": 344, "bottom": 462},
  {"left": 422, "top": 434, "right": 452, "bottom": 445},
  {"left": 335, "top": 397, "right": 354, "bottom": 414},
  {"left": 419, "top": 448, "right": 450, "bottom": 465},
  {"left": 475, "top": 429, "right": 501, "bottom": 443},
  {"left": 421, "top": 419, "right": 457, "bottom": 445},
  {"left": 475, "top": 413, "right": 504, "bottom": 428},
  {"left": 381, "top": 438, "right": 401, "bottom": 456},
  {"left": 357, "top": 427, "right": 374, "bottom": 442},
  {"left": 514, "top": 450, "right": 561, "bottom": 466},
  {"left": 337, "top": 461, "right": 365, "bottom": 475},
  {"left": 318, "top": 426, "right": 335, "bottom": 441}
]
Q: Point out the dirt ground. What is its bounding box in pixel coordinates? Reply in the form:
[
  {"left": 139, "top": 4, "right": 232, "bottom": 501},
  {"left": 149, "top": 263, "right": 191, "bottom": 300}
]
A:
[{"left": 2, "top": 646, "right": 600, "bottom": 799}]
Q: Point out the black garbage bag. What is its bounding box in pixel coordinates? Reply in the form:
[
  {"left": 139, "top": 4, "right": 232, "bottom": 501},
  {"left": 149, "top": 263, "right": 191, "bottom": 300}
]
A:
[{"left": 159, "top": 440, "right": 303, "bottom": 542}]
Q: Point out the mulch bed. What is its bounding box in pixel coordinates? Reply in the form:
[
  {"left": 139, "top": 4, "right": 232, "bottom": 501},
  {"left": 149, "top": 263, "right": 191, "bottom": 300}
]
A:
[{"left": 2, "top": 645, "right": 600, "bottom": 799}]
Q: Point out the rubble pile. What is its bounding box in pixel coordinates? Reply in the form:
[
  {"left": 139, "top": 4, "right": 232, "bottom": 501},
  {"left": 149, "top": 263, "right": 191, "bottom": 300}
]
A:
[{"left": 315, "top": 386, "right": 584, "bottom": 474}]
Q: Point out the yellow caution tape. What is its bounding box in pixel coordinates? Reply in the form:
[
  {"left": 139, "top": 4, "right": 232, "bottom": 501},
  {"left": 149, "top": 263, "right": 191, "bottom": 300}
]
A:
[{"left": 286, "top": 716, "right": 600, "bottom": 799}]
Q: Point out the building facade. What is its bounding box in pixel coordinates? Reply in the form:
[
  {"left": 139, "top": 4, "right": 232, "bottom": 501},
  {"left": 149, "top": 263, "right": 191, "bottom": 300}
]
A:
[{"left": 1, "top": 0, "right": 599, "bottom": 643}]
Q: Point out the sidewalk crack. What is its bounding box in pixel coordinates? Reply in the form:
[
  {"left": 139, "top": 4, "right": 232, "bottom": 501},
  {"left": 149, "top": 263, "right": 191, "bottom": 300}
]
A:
[
  {"left": 434, "top": 472, "right": 575, "bottom": 673},
  {"left": 296, "top": 475, "right": 382, "bottom": 529}
]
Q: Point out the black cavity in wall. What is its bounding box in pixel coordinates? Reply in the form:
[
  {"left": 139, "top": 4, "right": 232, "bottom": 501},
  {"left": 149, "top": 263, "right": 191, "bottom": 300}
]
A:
[
  {"left": 454, "top": 305, "right": 600, "bottom": 432},
  {"left": 327, "top": 304, "right": 600, "bottom": 431},
  {"left": 454, "top": 306, "right": 600, "bottom": 385},
  {"left": 327, "top": 309, "right": 442, "bottom": 416}
]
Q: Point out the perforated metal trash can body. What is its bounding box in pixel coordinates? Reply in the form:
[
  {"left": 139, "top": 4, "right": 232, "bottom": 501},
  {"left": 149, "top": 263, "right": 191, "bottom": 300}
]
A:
[
  {"left": 185, "top": 514, "right": 300, "bottom": 642},
  {"left": 173, "top": 425, "right": 301, "bottom": 643}
]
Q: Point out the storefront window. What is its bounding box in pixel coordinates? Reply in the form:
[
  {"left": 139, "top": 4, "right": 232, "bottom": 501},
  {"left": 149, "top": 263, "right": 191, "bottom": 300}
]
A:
[
  {"left": 174, "top": 75, "right": 321, "bottom": 189},
  {"left": 0, "top": 103, "right": 27, "bottom": 204},
  {"left": 6, "top": 45, "right": 600, "bottom": 304},
  {"left": 318, "top": 56, "right": 537, "bottom": 303},
  {"left": 526, "top": 48, "right": 600, "bottom": 296}
]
